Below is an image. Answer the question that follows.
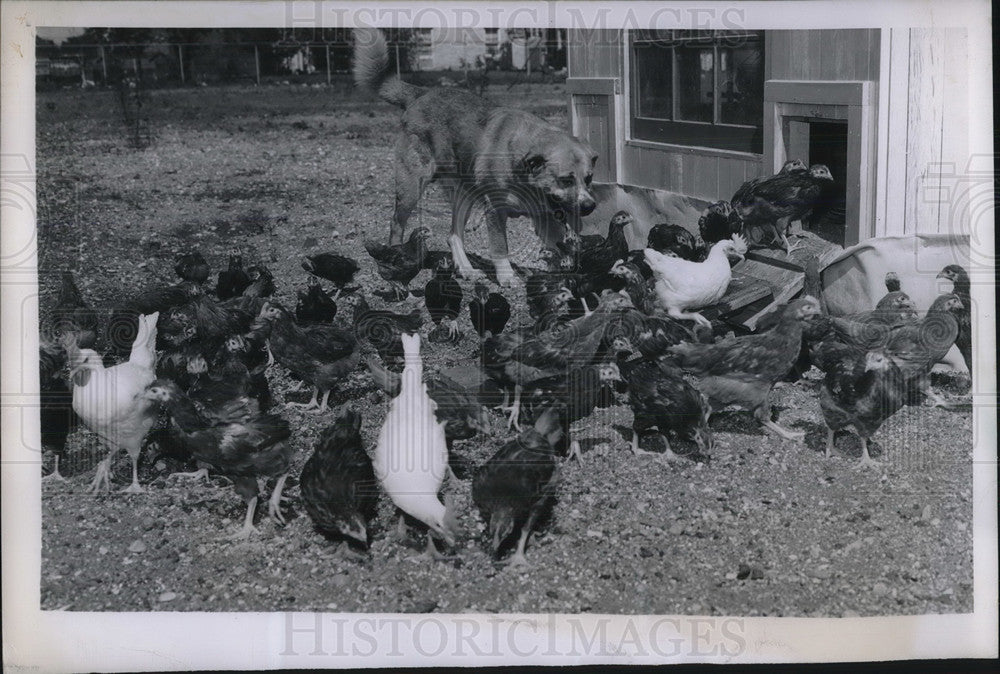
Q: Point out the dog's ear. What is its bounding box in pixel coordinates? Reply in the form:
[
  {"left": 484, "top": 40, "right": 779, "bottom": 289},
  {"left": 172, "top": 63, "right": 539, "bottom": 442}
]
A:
[
  {"left": 590, "top": 154, "right": 599, "bottom": 167},
  {"left": 523, "top": 153, "right": 547, "bottom": 175}
]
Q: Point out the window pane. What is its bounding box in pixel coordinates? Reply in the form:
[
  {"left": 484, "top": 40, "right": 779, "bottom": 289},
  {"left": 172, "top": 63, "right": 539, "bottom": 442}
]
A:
[
  {"left": 676, "top": 45, "right": 713, "bottom": 123},
  {"left": 633, "top": 44, "right": 672, "bottom": 120},
  {"left": 719, "top": 42, "right": 763, "bottom": 126}
]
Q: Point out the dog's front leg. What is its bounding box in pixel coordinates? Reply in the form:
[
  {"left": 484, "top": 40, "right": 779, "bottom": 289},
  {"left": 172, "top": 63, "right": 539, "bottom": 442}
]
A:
[
  {"left": 485, "top": 209, "right": 517, "bottom": 288},
  {"left": 449, "top": 183, "right": 484, "bottom": 281},
  {"left": 448, "top": 234, "right": 479, "bottom": 280}
]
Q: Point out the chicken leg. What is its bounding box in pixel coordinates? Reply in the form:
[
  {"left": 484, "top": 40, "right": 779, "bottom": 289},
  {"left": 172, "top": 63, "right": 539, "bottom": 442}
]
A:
[
  {"left": 658, "top": 434, "right": 684, "bottom": 463},
  {"left": 630, "top": 430, "right": 681, "bottom": 462},
  {"left": 853, "top": 437, "right": 882, "bottom": 471},
  {"left": 392, "top": 514, "right": 410, "bottom": 543},
  {"left": 225, "top": 497, "right": 259, "bottom": 541},
  {"left": 172, "top": 467, "right": 210, "bottom": 482},
  {"left": 287, "top": 386, "right": 330, "bottom": 413},
  {"left": 761, "top": 418, "right": 805, "bottom": 442},
  {"left": 389, "top": 281, "right": 415, "bottom": 303},
  {"left": 88, "top": 454, "right": 114, "bottom": 494},
  {"left": 780, "top": 232, "right": 805, "bottom": 257},
  {"left": 42, "top": 456, "right": 67, "bottom": 483},
  {"left": 824, "top": 428, "right": 837, "bottom": 459},
  {"left": 755, "top": 403, "right": 805, "bottom": 441},
  {"left": 120, "top": 454, "right": 143, "bottom": 494},
  {"left": 505, "top": 384, "right": 523, "bottom": 431},
  {"left": 666, "top": 307, "right": 711, "bottom": 330},
  {"left": 508, "top": 503, "right": 545, "bottom": 568},
  {"left": 267, "top": 474, "right": 289, "bottom": 525},
  {"left": 565, "top": 440, "right": 583, "bottom": 464}
]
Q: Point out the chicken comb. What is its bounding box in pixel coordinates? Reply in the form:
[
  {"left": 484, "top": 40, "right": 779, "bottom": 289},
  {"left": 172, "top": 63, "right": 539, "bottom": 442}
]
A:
[{"left": 730, "top": 232, "right": 749, "bottom": 255}]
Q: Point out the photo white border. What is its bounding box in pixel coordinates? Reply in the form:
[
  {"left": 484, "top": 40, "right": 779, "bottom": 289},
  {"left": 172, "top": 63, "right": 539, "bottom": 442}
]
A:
[{"left": 2, "top": 1, "right": 996, "bottom": 670}]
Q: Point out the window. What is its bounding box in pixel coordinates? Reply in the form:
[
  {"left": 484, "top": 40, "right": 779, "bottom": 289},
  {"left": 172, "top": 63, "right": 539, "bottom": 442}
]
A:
[
  {"left": 484, "top": 27, "right": 499, "bottom": 58},
  {"left": 630, "top": 30, "right": 765, "bottom": 154},
  {"left": 413, "top": 28, "right": 433, "bottom": 69}
]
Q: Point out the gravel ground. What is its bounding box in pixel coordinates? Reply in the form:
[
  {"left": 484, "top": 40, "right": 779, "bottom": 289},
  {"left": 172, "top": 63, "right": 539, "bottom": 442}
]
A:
[{"left": 36, "top": 82, "right": 974, "bottom": 615}]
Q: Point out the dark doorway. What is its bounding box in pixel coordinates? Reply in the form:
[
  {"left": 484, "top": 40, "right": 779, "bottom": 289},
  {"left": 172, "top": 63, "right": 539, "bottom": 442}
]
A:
[{"left": 807, "top": 121, "right": 848, "bottom": 246}]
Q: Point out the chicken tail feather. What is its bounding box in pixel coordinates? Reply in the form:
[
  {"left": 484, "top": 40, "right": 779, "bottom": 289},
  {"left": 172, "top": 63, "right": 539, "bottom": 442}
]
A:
[
  {"left": 131, "top": 312, "right": 159, "bottom": 367},
  {"left": 442, "top": 493, "right": 459, "bottom": 546}
]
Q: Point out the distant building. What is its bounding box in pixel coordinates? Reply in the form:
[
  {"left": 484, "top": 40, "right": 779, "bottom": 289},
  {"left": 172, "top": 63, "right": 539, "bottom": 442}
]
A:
[{"left": 412, "top": 28, "right": 565, "bottom": 71}]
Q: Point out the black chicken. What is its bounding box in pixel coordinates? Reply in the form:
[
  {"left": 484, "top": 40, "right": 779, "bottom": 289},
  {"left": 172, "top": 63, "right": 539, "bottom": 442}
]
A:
[
  {"left": 364, "top": 226, "right": 431, "bottom": 301},
  {"left": 50, "top": 271, "right": 99, "bottom": 349},
  {"left": 243, "top": 265, "right": 276, "bottom": 298},
  {"left": 754, "top": 255, "right": 831, "bottom": 383},
  {"left": 174, "top": 252, "right": 210, "bottom": 284},
  {"left": 302, "top": 252, "right": 361, "bottom": 298},
  {"left": 472, "top": 406, "right": 562, "bottom": 568},
  {"left": 424, "top": 254, "right": 463, "bottom": 342},
  {"left": 604, "top": 309, "right": 694, "bottom": 360},
  {"left": 300, "top": 408, "right": 379, "bottom": 549},
  {"left": 526, "top": 271, "right": 574, "bottom": 324},
  {"left": 160, "top": 294, "right": 258, "bottom": 357},
  {"left": 618, "top": 355, "right": 713, "bottom": 462},
  {"left": 698, "top": 201, "right": 744, "bottom": 248},
  {"left": 886, "top": 294, "right": 964, "bottom": 406},
  {"left": 520, "top": 362, "right": 622, "bottom": 463},
  {"left": 39, "top": 337, "right": 77, "bottom": 481},
  {"left": 208, "top": 333, "right": 273, "bottom": 412},
  {"left": 216, "top": 253, "right": 252, "bottom": 300},
  {"left": 468, "top": 282, "right": 511, "bottom": 338},
  {"left": 296, "top": 278, "right": 338, "bottom": 325},
  {"left": 577, "top": 210, "right": 632, "bottom": 275},
  {"left": 353, "top": 294, "right": 423, "bottom": 364},
  {"left": 484, "top": 290, "right": 633, "bottom": 430},
  {"left": 731, "top": 163, "right": 833, "bottom": 255},
  {"left": 810, "top": 342, "right": 907, "bottom": 469},
  {"left": 144, "top": 379, "right": 294, "bottom": 539},
  {"left": 608, "top": 259, "right": 656, "bottom": 313},
  {"left": 937, "top": 264, "right": 972, "bottom": 373},
  {"left": 156, "top": 341, "right": 210, "bottom": 393},
  {"left": 870, "top": 272, "right": 918, "bottom": 324},
  {"left": 646, "top": 223, "right": 705, "bottom": 261},
  {"left": 255, "top": 302, "right": 361, "bottom": 413},
  {"left": 668, "top": 297, "right": 823, "bottom": 441}
]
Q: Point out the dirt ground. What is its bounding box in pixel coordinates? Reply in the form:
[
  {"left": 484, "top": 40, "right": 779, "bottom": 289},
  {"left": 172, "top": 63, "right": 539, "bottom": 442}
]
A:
[{"left": 36, "top": 81, "right": 974, "bottom": 615}]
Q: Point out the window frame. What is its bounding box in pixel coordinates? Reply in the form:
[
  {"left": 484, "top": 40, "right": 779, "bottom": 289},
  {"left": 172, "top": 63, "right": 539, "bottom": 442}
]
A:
[{"left": 628, "top": 30, "right": 765, "bottom": 155}]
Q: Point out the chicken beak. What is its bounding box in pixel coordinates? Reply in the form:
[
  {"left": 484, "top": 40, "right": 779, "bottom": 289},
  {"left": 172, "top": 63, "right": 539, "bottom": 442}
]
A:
[{"left": 344, "top": 521, "right": 368, "bottom": 547}]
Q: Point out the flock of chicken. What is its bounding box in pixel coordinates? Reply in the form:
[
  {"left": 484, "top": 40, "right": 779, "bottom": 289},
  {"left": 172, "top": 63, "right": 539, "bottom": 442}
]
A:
[{"left": 39, "top": 159, "right": 972, "bottom": 567}]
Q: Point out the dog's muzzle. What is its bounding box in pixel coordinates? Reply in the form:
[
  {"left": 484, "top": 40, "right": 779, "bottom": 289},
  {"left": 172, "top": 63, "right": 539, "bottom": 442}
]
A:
[
  {"left": 545, "top": 191, "right": 597, "bottom": 217},
  {"left": 578, "top": 193, "right": 597, "bottom": 216}
]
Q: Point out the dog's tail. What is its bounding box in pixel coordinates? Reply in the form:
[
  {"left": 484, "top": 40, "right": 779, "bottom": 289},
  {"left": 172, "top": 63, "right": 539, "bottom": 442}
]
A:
[{"left": 353, "top": 28, "right": 421, "bottom": 108}]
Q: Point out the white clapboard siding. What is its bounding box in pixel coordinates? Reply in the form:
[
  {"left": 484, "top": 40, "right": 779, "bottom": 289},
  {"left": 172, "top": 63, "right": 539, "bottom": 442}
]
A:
[{"left": 877, "top": 28, "right": 969, "bottom": 237}]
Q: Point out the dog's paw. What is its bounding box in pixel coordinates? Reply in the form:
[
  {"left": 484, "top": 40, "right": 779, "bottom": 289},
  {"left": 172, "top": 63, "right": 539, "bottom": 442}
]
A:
[{"left": 457, "top": 266, "right": 486, "bottom": 282}]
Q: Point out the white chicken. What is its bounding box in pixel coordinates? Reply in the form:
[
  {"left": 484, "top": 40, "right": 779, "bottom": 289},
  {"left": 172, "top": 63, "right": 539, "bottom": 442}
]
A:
[
  {"left": 644, "top": 234, "right": 748, "bottom": 328},
  {"left": 373, "top": 332, "right": 457, "bottom": 558},
  {"left": 68, "top": 312, "right": 160, "bottom": 494}
]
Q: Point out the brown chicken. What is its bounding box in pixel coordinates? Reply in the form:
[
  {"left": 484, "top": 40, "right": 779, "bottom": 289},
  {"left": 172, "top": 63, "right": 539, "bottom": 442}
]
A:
[
  {"left": 668, "top": 296, "right": 822, "bottom": 440},
  {"left": 731, "top": 163, "right": 833, "bottom": 255}
]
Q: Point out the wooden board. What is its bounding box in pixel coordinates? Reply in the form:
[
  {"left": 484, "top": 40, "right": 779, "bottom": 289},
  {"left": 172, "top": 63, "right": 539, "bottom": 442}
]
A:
[
  {"left": 707, "top": 231, "right": 842, "bottom": 330},
  {"left": 701, "top": 272, "right": 773, "bottom": 322}
]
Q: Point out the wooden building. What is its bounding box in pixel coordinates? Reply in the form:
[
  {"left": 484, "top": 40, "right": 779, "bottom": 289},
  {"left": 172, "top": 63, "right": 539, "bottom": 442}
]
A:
[{"left": 566, "top": 28, "right": 969, "bottom": 326}]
